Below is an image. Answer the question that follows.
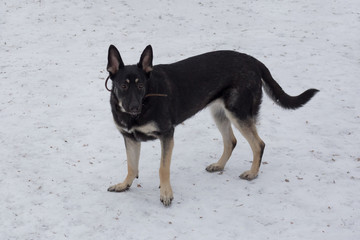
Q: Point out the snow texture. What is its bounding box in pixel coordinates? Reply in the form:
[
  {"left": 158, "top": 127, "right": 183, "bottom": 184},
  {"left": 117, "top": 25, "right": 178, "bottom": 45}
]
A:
[{"left": 1, "top": 0, "right": 359, "bottom": 239}]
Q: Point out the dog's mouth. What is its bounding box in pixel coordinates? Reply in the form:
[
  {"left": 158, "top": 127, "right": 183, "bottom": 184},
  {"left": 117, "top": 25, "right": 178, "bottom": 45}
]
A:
[
  {"left": 128, "top": 110, "right": 141, "bottom": 117},
  {"left": 129, "top": 111, "right": 141, "bottom": 116}
]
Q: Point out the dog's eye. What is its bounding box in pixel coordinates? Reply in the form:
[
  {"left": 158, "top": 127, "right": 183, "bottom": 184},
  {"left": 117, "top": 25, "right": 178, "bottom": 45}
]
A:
[
  {"left": 121, "top": 84, "right": 128, "bottom": 89},
  {"left": 138, "top": 83, "right": 144, "bottom": 89}
]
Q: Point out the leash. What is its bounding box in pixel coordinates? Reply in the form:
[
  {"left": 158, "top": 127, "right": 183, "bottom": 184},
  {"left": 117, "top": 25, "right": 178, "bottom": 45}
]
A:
[
  {"left": 104, "top": 75, "right": 168, "bottom": 98},
  {"left": 105, "top": 75, "right": 111, "bottom": 92}
]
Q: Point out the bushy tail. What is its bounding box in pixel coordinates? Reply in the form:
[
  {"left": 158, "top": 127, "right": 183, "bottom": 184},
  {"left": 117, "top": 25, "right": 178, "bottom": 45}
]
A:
[{"left": 259, "top": 61, "right": 319, "bottom": 109}]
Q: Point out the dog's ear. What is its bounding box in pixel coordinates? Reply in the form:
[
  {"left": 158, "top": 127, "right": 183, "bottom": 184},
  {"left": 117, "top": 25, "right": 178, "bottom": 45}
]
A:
[
  {"left": 138, "top": 45, "right": 153, "bottom": 73},
  {"left": 107, "top": 45, "right": 124, "bottom": 75}
]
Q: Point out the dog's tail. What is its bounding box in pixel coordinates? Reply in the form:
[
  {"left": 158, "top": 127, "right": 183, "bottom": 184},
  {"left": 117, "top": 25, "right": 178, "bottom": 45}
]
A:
[{"left": 259, "top": 61, "right": 319, "bottom": 109}]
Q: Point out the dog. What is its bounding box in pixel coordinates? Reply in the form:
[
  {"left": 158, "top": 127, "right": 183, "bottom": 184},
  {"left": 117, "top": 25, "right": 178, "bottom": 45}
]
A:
[{"left": 106, "top": 45, "right": 318, "bottom": 206}]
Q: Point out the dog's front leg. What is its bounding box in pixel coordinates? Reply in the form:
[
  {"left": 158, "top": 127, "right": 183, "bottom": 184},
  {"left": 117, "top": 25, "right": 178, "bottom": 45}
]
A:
[
  {"left": 108, "top": 136, "right": 141, "bottom": 192},
  {"left": 159, "top": 131, "right": 174, "bottom": 206}
]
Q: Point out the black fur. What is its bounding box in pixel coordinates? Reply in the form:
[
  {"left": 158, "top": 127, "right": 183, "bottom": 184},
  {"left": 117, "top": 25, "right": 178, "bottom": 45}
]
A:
[{"left": 259, "top": 61, "right": 319, "bottom": 109}]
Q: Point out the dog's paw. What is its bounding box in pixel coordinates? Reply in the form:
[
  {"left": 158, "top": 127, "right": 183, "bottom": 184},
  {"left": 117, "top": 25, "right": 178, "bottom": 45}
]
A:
[
  {"left": 160, "top": 185, "right": 173, "bottom": 206},
  {"left": 206, "top": 163, "right": 224, "bottom": 172},
  {"left": 239, "top": 170, "right": 258, "bottom": 180},
  {"left": 107, "top": 182, "right": 130, "bottom": 192}
]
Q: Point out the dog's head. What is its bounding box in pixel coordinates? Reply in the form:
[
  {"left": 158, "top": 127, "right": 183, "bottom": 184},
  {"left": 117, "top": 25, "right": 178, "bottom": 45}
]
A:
[{"left": 107, "top": 45, "right": 153, "bottom": 116}]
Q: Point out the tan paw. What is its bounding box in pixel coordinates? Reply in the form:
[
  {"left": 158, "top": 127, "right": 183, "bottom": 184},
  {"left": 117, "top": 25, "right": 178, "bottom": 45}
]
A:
[
  {"left": 107, "top": 182, "right": 130, "bottom": 192},
  {"left": 205, "top": 163, "right": 224, "bottom": 172},
  {"left": 160, "top": 185, "right": 173, "bottom": 206},
  {"left": 239, "top": 170, "right": 258, "bottom": 180}
]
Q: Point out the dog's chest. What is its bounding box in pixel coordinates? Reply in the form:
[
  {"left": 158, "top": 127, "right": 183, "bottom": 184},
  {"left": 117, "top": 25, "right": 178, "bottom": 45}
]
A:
[{"left": 115, "top": 120, "right": 159, "bottom": 139}]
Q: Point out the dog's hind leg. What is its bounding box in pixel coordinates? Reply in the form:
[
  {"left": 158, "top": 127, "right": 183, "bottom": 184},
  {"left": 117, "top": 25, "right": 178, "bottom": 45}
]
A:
[
  {"left": 206, "top": 102, "right": 237, "bottom": 172},
  {"left": 108, "top": 136, "right": 141, "bottom": 192},
  {"left": 229, "top": 117, "right": 265, "bottom": 180}
]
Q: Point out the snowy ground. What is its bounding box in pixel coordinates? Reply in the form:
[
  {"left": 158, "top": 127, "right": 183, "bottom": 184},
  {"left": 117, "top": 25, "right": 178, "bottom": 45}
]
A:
[{"left": 1, "top": 0, "right": 359, "bottom": 239}]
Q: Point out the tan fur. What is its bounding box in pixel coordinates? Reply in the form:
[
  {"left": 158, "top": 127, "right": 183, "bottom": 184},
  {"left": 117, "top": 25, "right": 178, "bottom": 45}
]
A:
[
  {"left": 206, "top": 101, "right": 237, "bottom": 172},
  {"left": 159, "top": 137, "right": 174, "bottom": 206},
  {"left": 206, "top": 100, "right": 265, "bottom": 180},
  {"left": 228, "top": 116, "right": 265, "bottom": 180},
  {"left": 108, "top": 137, "right": 141, "bottom": 192}
]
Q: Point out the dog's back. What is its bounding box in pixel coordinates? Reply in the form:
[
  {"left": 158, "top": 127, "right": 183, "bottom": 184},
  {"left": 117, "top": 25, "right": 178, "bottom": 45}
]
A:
[
  {"left": 152, "top": 51, "right": 262, "bottom": 124},
  {"left": 152, "top": 50, "right": 317, "bottom": 125}
]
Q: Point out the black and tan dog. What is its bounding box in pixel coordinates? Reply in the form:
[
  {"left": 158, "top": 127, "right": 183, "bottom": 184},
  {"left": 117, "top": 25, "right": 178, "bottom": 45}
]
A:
[{"left": 106, "top": 45, "right": 318, "bottom": 206}]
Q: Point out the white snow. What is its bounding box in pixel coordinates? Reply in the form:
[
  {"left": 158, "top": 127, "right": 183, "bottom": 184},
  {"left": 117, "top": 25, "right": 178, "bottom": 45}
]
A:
[{"left": 1, "top": 0, "right": 359, "bottom": 239}]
